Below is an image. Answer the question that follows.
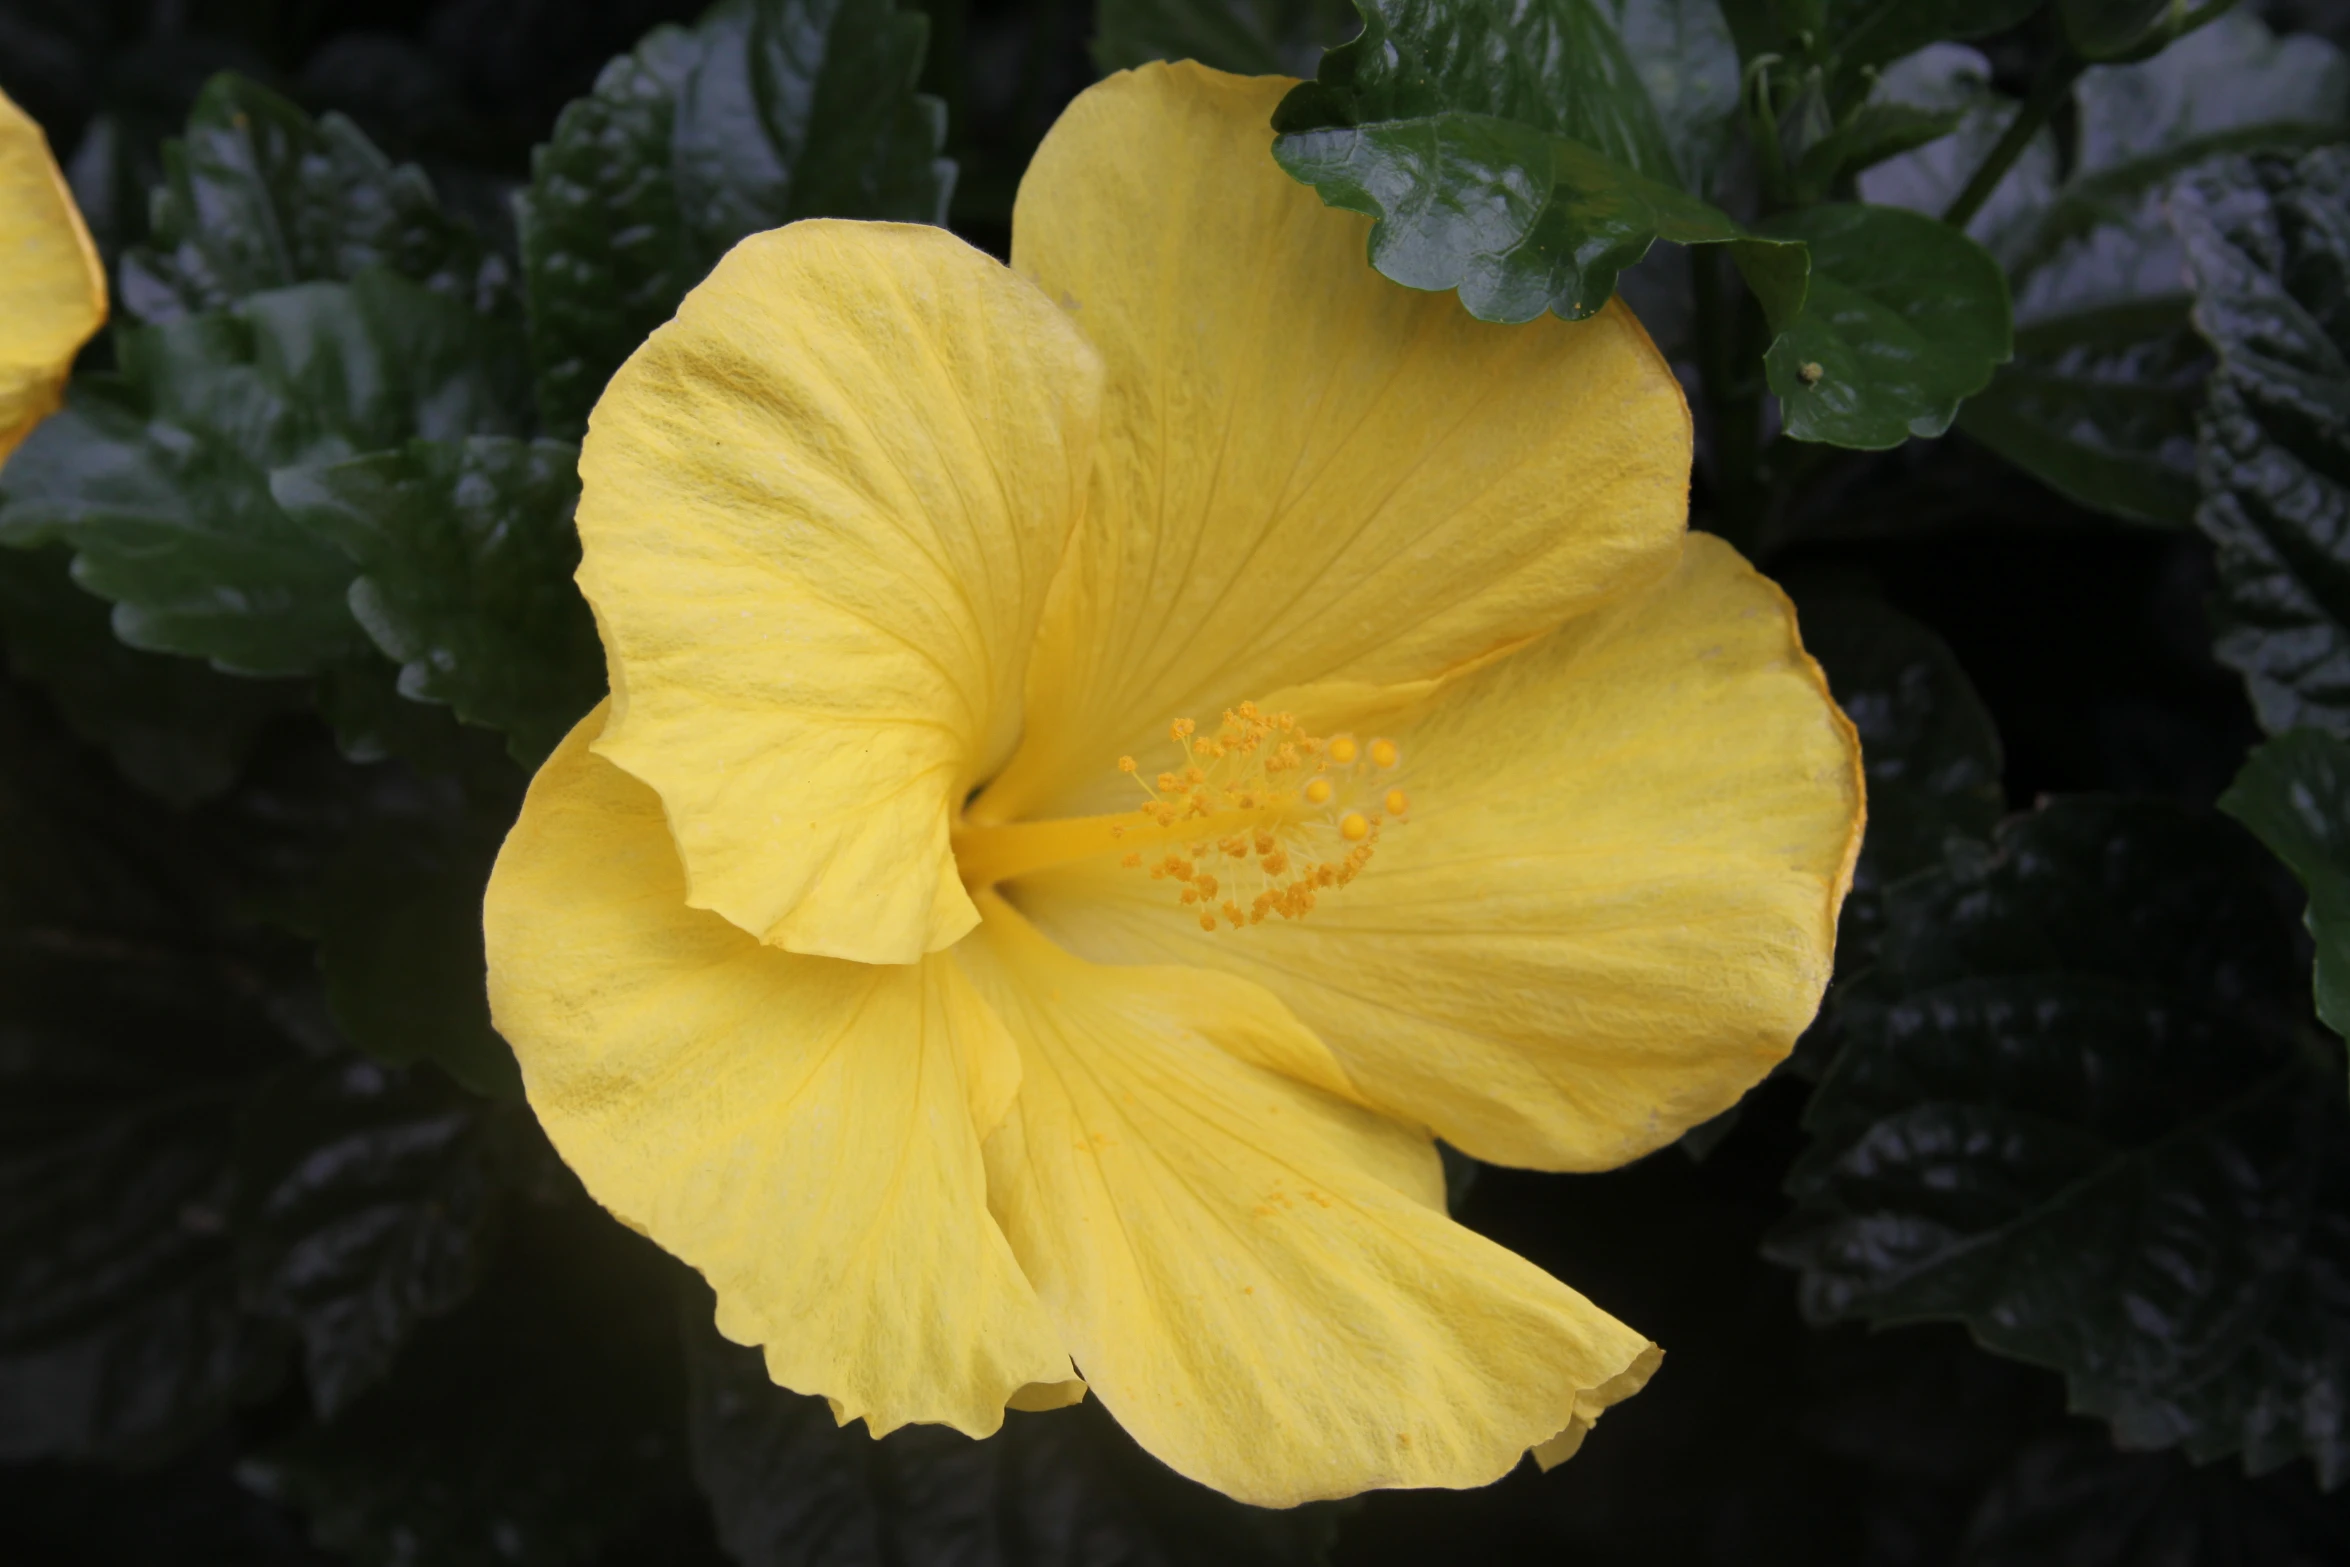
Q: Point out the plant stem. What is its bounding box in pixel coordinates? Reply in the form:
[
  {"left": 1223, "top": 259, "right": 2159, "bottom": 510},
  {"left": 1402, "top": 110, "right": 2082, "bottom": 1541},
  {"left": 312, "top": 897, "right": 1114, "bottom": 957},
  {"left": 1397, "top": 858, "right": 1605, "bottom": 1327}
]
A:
[{"left": 1942, "top": 51, "right": 2087, "bottom": 231}]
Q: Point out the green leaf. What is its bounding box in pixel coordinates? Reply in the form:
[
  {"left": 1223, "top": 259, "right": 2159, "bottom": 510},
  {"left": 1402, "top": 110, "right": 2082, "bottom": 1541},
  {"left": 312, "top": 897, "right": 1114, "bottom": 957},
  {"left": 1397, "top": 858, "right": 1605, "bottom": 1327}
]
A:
[
  {"left": 1860, "top": 18, "right": 2345, "bottom": 523},
  {"left": 1603, "top": 0, "right": 1744, "bottom": 194},
  {"left": 1768, "top": 796, "right": 2350, "bottom": 1484},
  {"left": 1959, "top": 1429, "right": 2350, "bottom": 1564},
  {"left": 0, "top": 543, "right": 308, "bottom": 805},
  {"left": 311, "top": 658, "right": 521, "bottom": 785},
  {"left": 2060, "top": 0, "right": 2186, "bottom": 63},
  {"left": 1955, "top": 297, "right": 2206, "bottom": 525},
  {"left": 1277, "top": 108, "right": 1807, "bottom": 323},
  {"left": 1792, "top": 103, "right": 1968, "bottom": 202},
  {"left": 2179, "top": 147, "right": 2350, "bottom": 741},
  {"left": 1761, "top": 202, "right": 2012, "bottom": 447},
  {"left": 2220, "top": 730, "right": 2350, "bottom": 1045},
  {"left": 2035, "top": 12, "right": 2349, "bottom": 258},
  {"left": 273, "top": 439, "right": 601, "bottom": 766},
  {"left": 1858, "top": 44, "right": 2060, "bottom": 260},
  {"left": 1269, "top": 0, "right": 1814, "bottom": 325},
  {"left": 235, "top": 1061, "right": 498, "bottom": 1416},
  {"left": 683, "top": 1299, "right": 1342, "bottom": 1565},
  {"left": 1278, "top": 0, "right": 1683, "bottom": 184},
  {"left": 1722, "top": 0, "right": 2042, "bottom": 80},
  {"left": 0, "top": 687, "right": 297, "bottom": 1461},
  {"left": 0, "top": 270, "right": 527, "bottom": 677},
  {"left": 1092, "top": 0, "right": 1360, "bottom": 76},
  {"left": 120, "top": 74, "right": 506, "bottom": 326},
  {"left": 1817, "top": 0, "right": 2044, "bottom": 74},
  {"left": 511, "top": 29, "right": 701, "bottom": 441},
  {"left": 312, "top": 816, "right": 522, "bottom": 1101},
  {"left": 516, "top": 0, "right": 955, "bottom": 438},
  {"left": 1785, "top": 578, "right": 2003, "bottom": 968},
  {"left": 247, "top": 1192, "right": 696, "bottom": 1567}
]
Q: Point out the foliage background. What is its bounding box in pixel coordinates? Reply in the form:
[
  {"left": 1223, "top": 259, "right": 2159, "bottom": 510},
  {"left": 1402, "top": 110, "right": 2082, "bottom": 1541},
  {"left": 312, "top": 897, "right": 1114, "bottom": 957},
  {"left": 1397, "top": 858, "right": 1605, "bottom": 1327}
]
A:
[{"left": 4, "top": 0, "right": 2350, "bottom": 1562}]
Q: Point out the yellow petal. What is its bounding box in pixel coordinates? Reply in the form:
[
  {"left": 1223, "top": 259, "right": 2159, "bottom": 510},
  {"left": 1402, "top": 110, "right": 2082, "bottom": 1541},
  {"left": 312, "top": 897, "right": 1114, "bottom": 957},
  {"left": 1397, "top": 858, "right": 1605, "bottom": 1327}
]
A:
[
  {"left": 958, "top": 895, "right": 1659, "bottom": 1506},
  {"left": 1013, "top": 534, "right": 1864, "bottom": 1170},
  {"left": 485, "top": 707, "right": 1076, "bottom": 1437},
  {"left": 0, "top": 88, "right": 105, "bottom": 467},
  {"left": 977, "top": 64, "right": 1690, "bottom": 824},
  {"left": 578, "top": 220, "right": 1103, "bottom": 964}
]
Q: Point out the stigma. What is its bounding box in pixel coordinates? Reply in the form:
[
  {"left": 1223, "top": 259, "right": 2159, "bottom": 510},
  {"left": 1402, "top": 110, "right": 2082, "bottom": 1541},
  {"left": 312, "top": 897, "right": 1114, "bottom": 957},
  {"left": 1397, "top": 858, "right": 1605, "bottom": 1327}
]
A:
[{"left": 1115, "top": 704, "right": 1407, "bottom": 930}]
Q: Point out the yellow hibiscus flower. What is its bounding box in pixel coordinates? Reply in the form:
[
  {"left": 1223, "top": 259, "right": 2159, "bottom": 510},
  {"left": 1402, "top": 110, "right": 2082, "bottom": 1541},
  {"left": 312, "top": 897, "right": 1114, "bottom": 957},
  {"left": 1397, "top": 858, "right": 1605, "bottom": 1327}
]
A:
[
  {"left": 485, "top": 64, "right": 1864, "bottom": 1506},
  {"left": 0, "top": 87, "right": 106, "bottom": 467}
]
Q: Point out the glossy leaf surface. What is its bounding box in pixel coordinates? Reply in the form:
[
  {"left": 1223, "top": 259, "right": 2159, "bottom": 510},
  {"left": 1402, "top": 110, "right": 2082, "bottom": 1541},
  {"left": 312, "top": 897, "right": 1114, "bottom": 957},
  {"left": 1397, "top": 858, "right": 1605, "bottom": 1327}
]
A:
[
  {"left": 1762, "top": 202, "right": 2012, "bottom": 447},
  {"left": 515, "top": 0, "right": 953, "bottom": 437},
  {"left": 1868, "top": 17, "right": 2346, "bottom": 522},
  {"left": 0, "top": 272, "right": 527, "bottom": 677},
  {"left": 2181, "top": 147, "right": 2350, "bottom": 740},
  {"left": 273, "top": 438, "right": 601, "bottom": 766},
  {"left": 1771, "top": 797, "right": 2350, "bottom": 1485},
  {"left": 236, "top": 1061, "right": 498, "bottom": 1417},
  {"left": 2222, "top": 730, "right": 2350, "bottom": 1044},
  {"left": 248, "top": 1195, "right": 695, "bottom": 1566},
  {"left": 1093, "top": 0, "right": 1359, "bottom": 77},
  {"left": 119, "top": 74, "right": 504, "bottom": 327},
  {"left": 1270, "top": 0, "right": 1806, "bottom": 325}
]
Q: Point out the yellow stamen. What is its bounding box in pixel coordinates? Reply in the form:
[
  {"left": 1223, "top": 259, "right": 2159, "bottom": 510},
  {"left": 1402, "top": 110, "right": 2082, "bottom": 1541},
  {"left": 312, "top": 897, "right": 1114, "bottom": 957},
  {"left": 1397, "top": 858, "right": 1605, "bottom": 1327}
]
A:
[
  {"left": 1339, "top": 812, "right": 1370, "bottom": 842},
  {"left": 1369, "top": 738, "right": 1399, "bottom": 768},
  {"left": 1304, "top": 777, "right": 1333, "bottom": 805},
  {"left": 1384, "top": 788, "right": 1409, "bottom": 815},
  {"left": 1327, "top": 735, "right": 1360, "bottom": 764}
]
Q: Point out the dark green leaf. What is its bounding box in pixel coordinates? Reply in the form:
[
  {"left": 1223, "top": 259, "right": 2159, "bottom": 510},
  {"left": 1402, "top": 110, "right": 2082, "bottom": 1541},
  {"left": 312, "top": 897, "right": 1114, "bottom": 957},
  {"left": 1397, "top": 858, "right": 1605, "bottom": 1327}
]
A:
[
  {"left": 516, "top": 0, "right": 955, "bottom": 438},
  {"left": 312, "top": 816, "right": 521, "bottom": 1101},
  {"left": 1769, "top": 796, "right": 2350, "bottom": 1485},
  {"left": 1268, "top": 0, "right": 1811, "bottom": 325},
  {"left": 2060, "top": 0, "right": 2184, "bottom": 63},
  {"left": 1277, "top": 0, "right": 1683, "bottom": 185},
  {"left": 119, "top": 74, "right": 505, "bottom": 326},
  {"left": 1957, "top": 1429, "right": 2350, "bottom": 1564},
  {"left": 1603, "top": 0, "right": 1744, "bottom": 194},
  {"left": 1786, "top": 579, "right": 2003, "bottom": 968},
  {"left": 235, "top": 1061, "right": 498, "bottom": 1417},
  {"left": 1859, "top": 20, "right": 2342, "bottom": 524},
  {"left": 1721, "top": 0, "right": 2040, "bottom": 81},
  {"left": 1092, "top": 0, "right": 1359, "bottom": 77},
  {"left": 1273, "top": 106, "right": 1806, "bottom": 323},
  {"left": 273, "top": 439, "right": 601, "bottom": 767},
  {"left": 1793, "top": 103, "right": 1967, "bottom": 202},
  {"left": 1956, "top": 297, "right": 2206, "bottom": 525},
  {"left": 512, "top": 29, "right": 701, "bottom": 441},
  {"left": 2221, "top": 730, "right": 2350, "bottom": 1044},
  {"left": 247, "top": 1193, "right": 695, "bottom": 1567},
  {"left": 1858, "top": 43, "right": 2060, "bottom": 260},
  {"left": 2030, "top": 14, "right": 2349, "bottom": 260},
  {"left": 2180, "top": 147, "right": 2350, "bottom": 740},
  {"left": 311, "top": 657, "right": 521, "bottom": 785},
  {"left": 1818, "top": 0, "right": 2044, "bottom": 74},
  {"left": 1761, "top": 202, "right": 2012, "bottom": 448},
  {"left": 684, "top": 1298, "right": 1343, "bottom": 1566},
  {"left": 0, "top": 689, "right": 297, "bottom": 1462},
  {"left": 0, "top": 543, "right": 307, "bottom": 805},
  {"left": 0, "top": 270, "right": 527, "bottom": 677}
]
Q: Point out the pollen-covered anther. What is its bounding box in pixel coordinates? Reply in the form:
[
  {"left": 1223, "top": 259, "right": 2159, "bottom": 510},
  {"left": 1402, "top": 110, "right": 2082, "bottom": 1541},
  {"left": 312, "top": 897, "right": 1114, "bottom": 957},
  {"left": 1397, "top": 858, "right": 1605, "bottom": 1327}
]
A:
[{"left": 1117, "top": 707, "right": 1410, "bottom": 930}]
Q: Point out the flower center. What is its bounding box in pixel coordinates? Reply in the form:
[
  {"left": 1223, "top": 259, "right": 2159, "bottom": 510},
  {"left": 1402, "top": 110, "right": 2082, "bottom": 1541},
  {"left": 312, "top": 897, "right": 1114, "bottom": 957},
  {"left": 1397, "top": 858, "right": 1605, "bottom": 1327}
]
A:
[{"left": 950, "top": 702, "right": 1407, "bottom": 930}]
